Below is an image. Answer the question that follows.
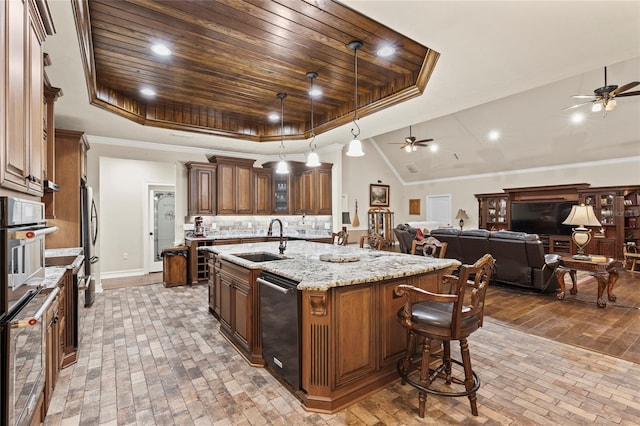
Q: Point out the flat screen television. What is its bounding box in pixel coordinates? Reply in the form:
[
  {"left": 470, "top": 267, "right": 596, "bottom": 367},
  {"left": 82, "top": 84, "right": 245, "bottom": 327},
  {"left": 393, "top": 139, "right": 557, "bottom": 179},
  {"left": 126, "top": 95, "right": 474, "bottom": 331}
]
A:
[{"left": 510, "top": 201, "right": 575, "bottom": 236}]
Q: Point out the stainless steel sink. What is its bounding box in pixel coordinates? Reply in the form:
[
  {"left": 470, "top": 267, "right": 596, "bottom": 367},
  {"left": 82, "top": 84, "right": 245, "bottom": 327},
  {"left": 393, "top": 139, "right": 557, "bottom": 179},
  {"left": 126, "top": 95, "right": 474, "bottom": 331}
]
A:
[
  {"left": 45, "top": 255, "right": 78, "bottom": 267},
  {"left": 233, "top": 252, "right": 287, "bottom": 262}
]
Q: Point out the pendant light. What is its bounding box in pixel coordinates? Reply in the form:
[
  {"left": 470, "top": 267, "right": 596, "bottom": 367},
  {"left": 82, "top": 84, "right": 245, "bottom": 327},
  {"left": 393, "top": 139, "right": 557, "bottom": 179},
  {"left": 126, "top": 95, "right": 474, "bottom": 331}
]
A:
[
  {"left": 306, "top": 71, "right": 321, "bottom": 167},
  {"left": 276, "top": 92, "right": 289, "bottom": 174},
  {"left": 346, "top": 40, "right": 364, "bottom": 157}
]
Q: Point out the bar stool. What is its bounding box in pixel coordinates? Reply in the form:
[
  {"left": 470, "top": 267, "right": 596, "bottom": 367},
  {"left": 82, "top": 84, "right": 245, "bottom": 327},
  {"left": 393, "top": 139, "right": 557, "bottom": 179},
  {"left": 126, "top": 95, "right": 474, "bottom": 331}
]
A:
[{"left": 395, "top": 254, "right": 495, "bottom": 417}]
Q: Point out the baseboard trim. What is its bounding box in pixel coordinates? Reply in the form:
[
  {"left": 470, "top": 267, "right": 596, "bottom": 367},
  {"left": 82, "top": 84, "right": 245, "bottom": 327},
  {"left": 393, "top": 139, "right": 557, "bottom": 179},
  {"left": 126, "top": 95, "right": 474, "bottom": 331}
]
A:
[{"left": 101, "top": 269, "right": 145, "bottom": 279}]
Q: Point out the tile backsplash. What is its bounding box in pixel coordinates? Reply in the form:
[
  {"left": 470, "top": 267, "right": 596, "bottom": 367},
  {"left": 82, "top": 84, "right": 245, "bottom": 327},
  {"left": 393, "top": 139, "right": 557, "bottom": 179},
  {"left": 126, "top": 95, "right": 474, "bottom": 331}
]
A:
[{"left": 184, "top": 215, "right": 332, "bottom": 237}]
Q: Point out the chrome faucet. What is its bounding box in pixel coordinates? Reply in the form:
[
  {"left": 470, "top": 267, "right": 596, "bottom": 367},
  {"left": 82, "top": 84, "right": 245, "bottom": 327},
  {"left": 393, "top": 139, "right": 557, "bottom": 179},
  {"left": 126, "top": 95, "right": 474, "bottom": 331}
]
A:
[{"left": 268, "top": 218, "right": 287, "bottom": 255}]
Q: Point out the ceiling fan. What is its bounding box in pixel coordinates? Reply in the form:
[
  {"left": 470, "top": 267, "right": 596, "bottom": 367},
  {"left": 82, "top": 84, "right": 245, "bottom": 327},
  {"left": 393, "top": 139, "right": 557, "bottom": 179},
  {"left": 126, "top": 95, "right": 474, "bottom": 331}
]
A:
[
  {"left": 564, "top": 66, "right": 640, "bottom": 112},
  {"left": 391, "top": 126, "right": 434, "bottom": 152}
]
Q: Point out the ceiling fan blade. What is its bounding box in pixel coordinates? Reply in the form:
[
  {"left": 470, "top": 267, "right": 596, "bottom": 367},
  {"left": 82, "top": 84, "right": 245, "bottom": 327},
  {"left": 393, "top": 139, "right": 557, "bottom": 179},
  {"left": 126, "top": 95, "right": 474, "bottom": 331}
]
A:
[
  {"left": 614, "top": 90, "right": 640, "bottom": 98},
  {"left": 611, "top": 81, "right": 640, "bottom": 96},
  {"left": 414, "top": 138, "right": 434, "bottom": 145},
  {"left": 562, "top": 101, "right": 593, "bottom": 111}
]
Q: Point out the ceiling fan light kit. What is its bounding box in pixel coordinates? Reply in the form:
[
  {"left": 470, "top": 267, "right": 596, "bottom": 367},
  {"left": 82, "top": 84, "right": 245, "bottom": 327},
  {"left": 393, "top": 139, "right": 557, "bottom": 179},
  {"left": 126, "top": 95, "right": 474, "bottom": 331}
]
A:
[{"left": 346, "top": 40, "right": 365, "bottom": 157}]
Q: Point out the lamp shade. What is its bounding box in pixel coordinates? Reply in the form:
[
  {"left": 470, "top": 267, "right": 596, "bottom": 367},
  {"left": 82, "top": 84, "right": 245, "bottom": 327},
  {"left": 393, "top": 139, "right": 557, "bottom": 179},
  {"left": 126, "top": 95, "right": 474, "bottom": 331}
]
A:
[
  {"left": 562, "top": 204, "right": 601, "bottom": 227},
  {"left": 342, "top": 212, "right": 351, "bottom": 224},
  {"left": 306, "top": 151, "right": 321, "bottom": 167},
  {"left": 455, "top": 209, "right": 469, "bottom": 220},
  {"left": 275, "top": 159, "right": 289, "bottom": 174},
  {"left": 346, "top": 138, "right": 364, "bottom": 157}
]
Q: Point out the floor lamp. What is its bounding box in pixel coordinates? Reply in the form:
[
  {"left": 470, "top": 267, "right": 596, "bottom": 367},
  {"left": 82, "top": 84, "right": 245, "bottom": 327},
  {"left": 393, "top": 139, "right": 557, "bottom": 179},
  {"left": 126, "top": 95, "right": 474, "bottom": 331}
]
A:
[{"left": 562, "top": 204, "right": 601, "bottom": 260}]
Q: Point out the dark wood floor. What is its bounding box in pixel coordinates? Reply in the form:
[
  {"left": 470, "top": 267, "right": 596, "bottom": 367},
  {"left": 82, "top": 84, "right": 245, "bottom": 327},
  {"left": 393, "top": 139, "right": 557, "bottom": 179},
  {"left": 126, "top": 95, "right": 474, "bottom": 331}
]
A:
[{"left": 484, "top": 270, "right": 640, "bottom": 363}]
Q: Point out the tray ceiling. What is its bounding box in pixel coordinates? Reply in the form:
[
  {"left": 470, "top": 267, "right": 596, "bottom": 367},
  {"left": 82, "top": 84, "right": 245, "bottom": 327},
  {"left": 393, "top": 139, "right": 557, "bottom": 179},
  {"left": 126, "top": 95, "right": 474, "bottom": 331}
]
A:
[{"left": 73, "top": 0, "right": 439, "bottom": 142}]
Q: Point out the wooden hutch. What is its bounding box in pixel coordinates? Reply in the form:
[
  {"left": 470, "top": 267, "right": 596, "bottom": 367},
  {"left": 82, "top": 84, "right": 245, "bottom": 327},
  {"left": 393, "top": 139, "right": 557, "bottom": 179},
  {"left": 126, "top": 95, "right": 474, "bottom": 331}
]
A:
[{"left": 476, "top": 183, "right": 640, "bottom": 260}]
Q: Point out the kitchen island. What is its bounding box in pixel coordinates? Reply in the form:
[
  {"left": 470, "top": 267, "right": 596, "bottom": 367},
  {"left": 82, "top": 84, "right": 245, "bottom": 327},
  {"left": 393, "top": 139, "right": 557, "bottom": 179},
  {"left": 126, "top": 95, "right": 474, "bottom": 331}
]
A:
[{"left": 201, "top": 241, "right": 460, "bottom": 413}]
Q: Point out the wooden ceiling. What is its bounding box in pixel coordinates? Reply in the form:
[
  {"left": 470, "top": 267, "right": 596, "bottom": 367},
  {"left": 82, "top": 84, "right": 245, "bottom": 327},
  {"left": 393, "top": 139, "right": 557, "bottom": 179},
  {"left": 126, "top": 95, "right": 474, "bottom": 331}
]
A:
[{"left": 72, "top": 0, "right": 439, "bottom": 142}]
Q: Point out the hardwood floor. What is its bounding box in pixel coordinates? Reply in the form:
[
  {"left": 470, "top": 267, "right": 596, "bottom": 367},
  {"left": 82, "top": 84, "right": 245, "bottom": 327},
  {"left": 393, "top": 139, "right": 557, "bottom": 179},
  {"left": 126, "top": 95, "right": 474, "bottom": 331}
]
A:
[{"left": 485, "top": 270, "right": 640, "bottom": 363}]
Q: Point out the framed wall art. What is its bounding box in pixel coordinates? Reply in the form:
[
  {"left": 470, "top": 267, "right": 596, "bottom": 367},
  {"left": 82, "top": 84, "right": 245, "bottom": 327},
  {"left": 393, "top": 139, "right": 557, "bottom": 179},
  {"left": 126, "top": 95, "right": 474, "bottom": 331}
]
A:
[
  {"left": 409, "top": 199, "right": 420, "bottom": 215},
  {"left": 370, "top": 184, "right": 390, "bottom": 207}
]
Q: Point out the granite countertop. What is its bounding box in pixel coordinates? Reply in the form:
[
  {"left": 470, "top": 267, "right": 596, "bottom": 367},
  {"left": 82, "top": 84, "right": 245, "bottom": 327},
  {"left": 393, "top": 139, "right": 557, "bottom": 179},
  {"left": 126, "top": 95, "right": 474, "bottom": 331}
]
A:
[
  {"left": 200, "top": 241, "right": 460, "bottom": 291},
  {"left": 186, "top": 229, "right": 331, "bottom": 242},
  {"left": 42, "top": 247, "right": 85, "bottom": 289}
]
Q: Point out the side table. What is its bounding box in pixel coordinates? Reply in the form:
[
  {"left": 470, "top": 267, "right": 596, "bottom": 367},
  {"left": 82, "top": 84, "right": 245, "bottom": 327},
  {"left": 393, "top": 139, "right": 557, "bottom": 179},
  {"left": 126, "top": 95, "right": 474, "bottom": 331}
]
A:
[{"left": 554, "top": 256, "right": 624, "bottom": 308}]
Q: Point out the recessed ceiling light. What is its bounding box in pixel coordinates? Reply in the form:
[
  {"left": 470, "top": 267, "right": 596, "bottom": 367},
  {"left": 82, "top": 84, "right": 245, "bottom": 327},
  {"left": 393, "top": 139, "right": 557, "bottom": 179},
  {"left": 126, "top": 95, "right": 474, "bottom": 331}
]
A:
[
  {"left": 429, "top": 144, "right": 439, "bottom": 153},
  {"left": 570, "top": 112, "right": 585, "bottom": 124},
  {"left": 140, "top": 88, "right": 156, "bottom": 96},
  {"left": 151, "top": 43, "right": 172, "bottom": 56},
  {"left": 488, "top": 130, "right": 500, "bottom": 141},
  {"left": 268, "top": 113, "right": 279, "bottom": 122},
  {"left": 376, "top": 45, "right": 395, "bottom": 57},
  {"left": 309, "top": 87, "right": 322, "bottom": 97}
]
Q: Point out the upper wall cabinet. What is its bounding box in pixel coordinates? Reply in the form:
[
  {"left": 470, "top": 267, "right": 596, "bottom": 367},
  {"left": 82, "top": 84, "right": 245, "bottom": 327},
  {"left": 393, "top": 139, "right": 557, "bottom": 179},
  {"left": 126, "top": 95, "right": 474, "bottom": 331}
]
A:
[
  {"left": 253, "top": 167, "right": 272, "bottom": 215},
  {"left": 292, "top": 163, "right": 332, "bottom": 215},
  {"left": 1, "top": 0, "right": 53, "bottom": 196},
  {"left": 208, "top": 155, "right": 255, "bottom": 215},
  {"left": 186, "top": 162, "right": 216, "bottom": 216}
]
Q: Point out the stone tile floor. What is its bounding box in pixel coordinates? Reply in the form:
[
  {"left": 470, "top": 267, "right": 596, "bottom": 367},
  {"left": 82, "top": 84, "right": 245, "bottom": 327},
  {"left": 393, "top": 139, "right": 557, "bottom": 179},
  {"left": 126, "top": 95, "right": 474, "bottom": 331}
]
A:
[{"left": 45, "top": 283, "right": 640, "bottom": 425}]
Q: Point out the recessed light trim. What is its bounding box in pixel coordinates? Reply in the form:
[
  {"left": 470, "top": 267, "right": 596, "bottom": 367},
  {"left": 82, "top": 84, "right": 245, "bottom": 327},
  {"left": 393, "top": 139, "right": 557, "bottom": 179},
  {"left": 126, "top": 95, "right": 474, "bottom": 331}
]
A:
[
  {"left": 151, "top": 43, "right": 172, "bottom": 56},
  {"left": 376, "top": 45, "right": 396, "bottom": 57},
  {"left": 141, "top": 88, "right": 156, "bottom": 96},
  {"left": 570, "top": 112, "right": 585, "bottom": 124},
  {"left": 268, "top": 113, "right": 279, "bottom": 122},
  {"left": 429, "top": 144, "right": 439, "bottom": 153},
  {"left": 488, "top": 130, "right": 501, "bottom": 141}
]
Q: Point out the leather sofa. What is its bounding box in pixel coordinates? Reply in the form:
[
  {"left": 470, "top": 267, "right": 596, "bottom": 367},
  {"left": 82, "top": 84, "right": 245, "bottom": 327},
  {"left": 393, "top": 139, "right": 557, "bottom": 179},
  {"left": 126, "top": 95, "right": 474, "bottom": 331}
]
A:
[{"left": 430, "top": 229, "right": 559, "bottom": 292}]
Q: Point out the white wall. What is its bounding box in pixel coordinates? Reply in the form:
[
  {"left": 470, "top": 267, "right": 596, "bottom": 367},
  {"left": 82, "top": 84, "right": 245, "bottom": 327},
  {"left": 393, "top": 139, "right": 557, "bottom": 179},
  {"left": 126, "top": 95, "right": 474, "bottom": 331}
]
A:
[
  {"left": 98, "top": 156, "right": 176, "bottom": 276},
  {"left": 397, "top": 157, "right": 640, "bottom": 228}
]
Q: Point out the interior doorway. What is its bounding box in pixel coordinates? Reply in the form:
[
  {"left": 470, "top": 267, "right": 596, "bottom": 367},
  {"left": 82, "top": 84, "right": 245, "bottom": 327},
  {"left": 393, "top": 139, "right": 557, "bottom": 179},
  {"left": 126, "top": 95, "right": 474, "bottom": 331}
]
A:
[{"left": 148, "top": 187, "right": 175, "bottom": 273}]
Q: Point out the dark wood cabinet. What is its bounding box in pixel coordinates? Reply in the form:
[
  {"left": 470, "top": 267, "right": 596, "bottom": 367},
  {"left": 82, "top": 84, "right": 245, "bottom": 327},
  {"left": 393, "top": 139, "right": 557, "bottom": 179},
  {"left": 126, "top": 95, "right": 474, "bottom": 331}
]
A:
[
  {"left": 208, "top": 155, "right": 255, "bottom": 214},
  {"left": 1, "top": 0, "right": 51, "bottom": 196},
  {"left": 215, "top": 258, "right": 263, "bottom": 365},
  {"left": 624, "top": 191, "right": 640, "bottom": 247},
  {"left": 186, "top": 162, "right": 216, "bottom": 216},
  {"left": 44, "top": 129, "right": 88, "bottom": 248},
  {"left": 253, "top": 167, "right": 272, "bottom": 214},
  {"left": 476, "top": 193, "right": 509, "bottom": 231},
  {"left": 292, "top": 162, "right": 333, "bottom": 215},
  {"left": 476, "top": 184, "right": 638, "bottom": 259}
]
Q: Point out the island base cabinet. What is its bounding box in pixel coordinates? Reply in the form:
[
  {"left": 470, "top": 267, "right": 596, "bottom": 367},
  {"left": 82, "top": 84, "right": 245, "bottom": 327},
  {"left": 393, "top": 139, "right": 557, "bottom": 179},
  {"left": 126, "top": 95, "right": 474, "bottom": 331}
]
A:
[
  {"left": 300, "top": 270, "right": 448, "bottom": 414},
  {"left": 216, "top": 259, "right": 264, "bottom": 367}
]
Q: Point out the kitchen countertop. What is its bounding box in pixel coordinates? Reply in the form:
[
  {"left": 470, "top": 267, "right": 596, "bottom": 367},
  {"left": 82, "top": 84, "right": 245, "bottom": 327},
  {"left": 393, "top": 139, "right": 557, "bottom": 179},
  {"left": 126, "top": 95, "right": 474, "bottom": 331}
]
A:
[
  {"left": 42, "top": 247, "right": 85, "bottom": 289},
  {"left": 186, "top": 229, "right": 331, "bottom": 242},
  {"left": 200, "top": 241, "right": 460, "bottom": 291}
]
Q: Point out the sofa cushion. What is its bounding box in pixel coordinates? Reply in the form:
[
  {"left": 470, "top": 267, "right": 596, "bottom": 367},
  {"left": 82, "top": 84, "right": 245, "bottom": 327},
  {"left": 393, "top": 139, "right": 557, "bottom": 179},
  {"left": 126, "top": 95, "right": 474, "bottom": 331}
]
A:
[
  {"left": 459, "top": 230, "right": 490, "bottom": 265},
  {"left": 430, "top": 229, "right": 462, "bottom": 261}
]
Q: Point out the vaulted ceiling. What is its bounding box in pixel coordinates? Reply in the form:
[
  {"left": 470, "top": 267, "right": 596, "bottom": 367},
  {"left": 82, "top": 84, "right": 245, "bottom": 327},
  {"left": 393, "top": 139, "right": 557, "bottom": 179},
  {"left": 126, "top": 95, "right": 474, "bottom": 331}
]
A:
[{"left": 74, "top": 0, "right": 438, "bottom": 141}]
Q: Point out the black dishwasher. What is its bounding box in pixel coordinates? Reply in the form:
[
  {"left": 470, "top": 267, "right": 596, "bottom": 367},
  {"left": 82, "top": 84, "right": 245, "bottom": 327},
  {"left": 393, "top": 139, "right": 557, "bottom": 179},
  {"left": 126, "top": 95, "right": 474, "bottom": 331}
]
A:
[{"left": 258, "top": 271, "right": 301, "bottom": 390}]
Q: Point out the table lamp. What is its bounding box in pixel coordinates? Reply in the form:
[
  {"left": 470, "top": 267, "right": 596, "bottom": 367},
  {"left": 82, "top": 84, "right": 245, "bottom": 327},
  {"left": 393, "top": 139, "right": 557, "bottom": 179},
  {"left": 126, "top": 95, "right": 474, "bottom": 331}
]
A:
[
  {"left": 455, "top": 209, "right": 469, "bottom": 231},
  {"left": 562, "top": 204, "right": 601, "bottom": 260}
]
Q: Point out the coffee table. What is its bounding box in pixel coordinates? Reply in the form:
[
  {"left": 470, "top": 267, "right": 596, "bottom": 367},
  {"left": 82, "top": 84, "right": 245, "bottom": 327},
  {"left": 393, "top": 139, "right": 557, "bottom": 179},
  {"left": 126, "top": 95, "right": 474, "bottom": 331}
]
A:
[{"left": 554, "top": 256, "right": 624, "bottom": 308}]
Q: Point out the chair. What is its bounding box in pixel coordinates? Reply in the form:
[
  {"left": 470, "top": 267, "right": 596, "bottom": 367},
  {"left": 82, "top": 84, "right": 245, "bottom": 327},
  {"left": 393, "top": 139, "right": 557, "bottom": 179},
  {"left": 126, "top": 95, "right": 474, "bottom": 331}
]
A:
[
  {"left": 331, "top": 229, "right": 349, "bottom": 246},
  {"left": 624, "top": 243, "right": 640, "bottom": 272},
  {"left": 359, "top": 234, "right": 383, "bottom": 250},
  {"left": 395, "top": 254, "right": 495, "bottom": 418},
  {"left": 421, "top": 237, "right": 448, "bottom": 258}
]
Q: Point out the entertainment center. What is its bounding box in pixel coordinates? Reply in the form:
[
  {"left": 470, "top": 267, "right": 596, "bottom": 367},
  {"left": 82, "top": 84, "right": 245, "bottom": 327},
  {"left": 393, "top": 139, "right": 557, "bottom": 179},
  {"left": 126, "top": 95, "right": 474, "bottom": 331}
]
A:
[{"left": 476, "top": 183, "right": 640, "bottom": 260}]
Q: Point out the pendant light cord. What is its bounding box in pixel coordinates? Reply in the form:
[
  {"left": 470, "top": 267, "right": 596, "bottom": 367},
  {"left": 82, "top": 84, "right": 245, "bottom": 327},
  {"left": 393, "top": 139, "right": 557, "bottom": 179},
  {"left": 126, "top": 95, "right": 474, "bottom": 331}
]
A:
[
  {"left": 309, "top": 75, "right": 316, "bottom": 149},
  {"left": 350, "top": 41, "right": 362, "bottom": 138},
  {"left": 278, "top": 93, "right": 286, "bottom": 160}
]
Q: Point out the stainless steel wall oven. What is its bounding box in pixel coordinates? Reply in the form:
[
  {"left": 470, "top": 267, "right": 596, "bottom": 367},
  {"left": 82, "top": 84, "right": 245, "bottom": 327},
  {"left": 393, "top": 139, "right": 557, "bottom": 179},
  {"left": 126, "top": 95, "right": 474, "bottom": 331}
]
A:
[{"left": 1, "top": 197, "right": 58, "bottom": 426}]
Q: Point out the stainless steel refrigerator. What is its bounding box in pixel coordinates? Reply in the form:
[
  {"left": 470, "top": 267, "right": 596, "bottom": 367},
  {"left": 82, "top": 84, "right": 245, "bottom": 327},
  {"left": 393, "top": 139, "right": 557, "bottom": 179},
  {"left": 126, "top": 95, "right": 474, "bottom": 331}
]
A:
[{"left": 81, "top": 184, "right": 98, "bottom": 306}]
